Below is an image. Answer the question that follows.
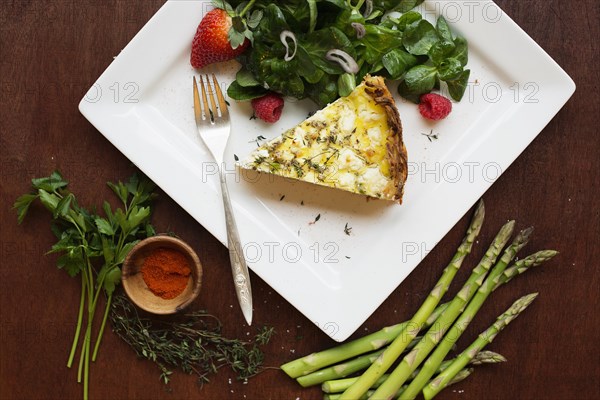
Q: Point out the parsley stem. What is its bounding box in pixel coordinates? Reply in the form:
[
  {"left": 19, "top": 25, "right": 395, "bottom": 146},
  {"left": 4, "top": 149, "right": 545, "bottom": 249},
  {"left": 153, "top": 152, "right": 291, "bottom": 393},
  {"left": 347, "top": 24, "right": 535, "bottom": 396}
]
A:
[
  {"left": 91, "top": 295, "right": 112, "bottom": 362},
  {"left": 77, "top": 264, "right": 93, "bottom": 383},
  {"left": 77, "top": 328, "right": 86, "bottom": 383},
  {"left": 91, "top": 267, "right": 108, "bottom": 311},
  {"left": 83, "top": 312, "right": 93, "bottom": 400},
  {"left": 116, "top": 234, "right": 126, "bottom": 262},
  {"left": 67, "top": 274, "right": 86, "bottom": 368},
  {"left": 82, "top": 261, "right": 95, "bottom": 400}
]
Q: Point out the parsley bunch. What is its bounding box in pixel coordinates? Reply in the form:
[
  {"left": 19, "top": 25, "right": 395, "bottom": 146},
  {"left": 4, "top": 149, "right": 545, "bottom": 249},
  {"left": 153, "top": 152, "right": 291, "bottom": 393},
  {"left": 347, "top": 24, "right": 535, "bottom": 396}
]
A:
[{"left": 14, "top": 171, "right": 157, "bottom": 400}]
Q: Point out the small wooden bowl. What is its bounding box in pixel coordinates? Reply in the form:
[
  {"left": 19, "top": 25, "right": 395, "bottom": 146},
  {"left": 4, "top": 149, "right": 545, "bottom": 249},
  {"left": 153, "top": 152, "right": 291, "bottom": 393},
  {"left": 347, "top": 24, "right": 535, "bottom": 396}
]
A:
[{"left": 121, "top": 235, "right": 202, "bottom": 314}]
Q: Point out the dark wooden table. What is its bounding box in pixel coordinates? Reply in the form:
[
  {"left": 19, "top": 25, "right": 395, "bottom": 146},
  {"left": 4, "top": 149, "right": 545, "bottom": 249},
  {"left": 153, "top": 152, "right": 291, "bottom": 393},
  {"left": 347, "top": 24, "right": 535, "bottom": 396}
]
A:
[{"left": 1, "top": 1, "right": 598, "bottom": 399}]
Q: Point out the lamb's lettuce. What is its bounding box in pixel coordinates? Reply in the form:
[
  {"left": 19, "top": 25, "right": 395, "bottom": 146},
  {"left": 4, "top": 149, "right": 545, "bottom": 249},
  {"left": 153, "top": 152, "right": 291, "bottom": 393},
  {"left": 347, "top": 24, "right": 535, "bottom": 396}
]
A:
[{"left": 225, "top": 1, "right": 469, "bottom": 105}]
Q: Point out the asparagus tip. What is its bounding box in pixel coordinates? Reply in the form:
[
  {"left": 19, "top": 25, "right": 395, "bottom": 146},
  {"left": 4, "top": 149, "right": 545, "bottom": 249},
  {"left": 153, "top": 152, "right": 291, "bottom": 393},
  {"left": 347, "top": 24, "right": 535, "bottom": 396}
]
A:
[
  {"left": 513, "top": 293, "right": 539, "bottom": 314},
  {"left": 468, "top": 200, "right": 486, "bottom": 234},
  {"left": 499, "top": 219, "right": 516, "bottom": 237},
  {"left": 471, "top": 350, "right": 507, "bottom": 364},
  {"left": 447, "top": 367, "right": 474, "bottom": 386},
  {"left": 474, "top": 199, "right": 485, "bottom": 215},
  {"left": 524, "top": 292, "right": 539, "bottom": 303},
  {"left": 519, "top": 226, "right": 535, "bottom": 241}
]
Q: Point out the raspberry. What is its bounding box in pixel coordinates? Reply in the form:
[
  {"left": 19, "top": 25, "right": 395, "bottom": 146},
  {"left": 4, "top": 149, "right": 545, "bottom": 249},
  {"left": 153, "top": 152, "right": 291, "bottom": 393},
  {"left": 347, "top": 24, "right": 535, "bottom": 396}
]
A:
[
  {"left": 251, "top": 93, "right": 284, "bottom": 123},
  {"left": 418, "top": 93, "right": 452, "bottom": 120}
]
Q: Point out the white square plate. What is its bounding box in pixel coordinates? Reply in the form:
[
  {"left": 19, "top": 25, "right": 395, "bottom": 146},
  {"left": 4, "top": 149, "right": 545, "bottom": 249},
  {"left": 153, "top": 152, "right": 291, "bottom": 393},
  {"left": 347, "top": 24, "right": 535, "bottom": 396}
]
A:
[{"left": 79, "top": 0, "right": 574, "bottom": 341}]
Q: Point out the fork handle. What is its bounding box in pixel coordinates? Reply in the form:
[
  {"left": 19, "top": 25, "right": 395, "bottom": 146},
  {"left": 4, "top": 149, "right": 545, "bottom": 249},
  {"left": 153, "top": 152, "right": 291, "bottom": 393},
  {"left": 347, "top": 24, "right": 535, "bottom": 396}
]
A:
[{"left": 219, "top": 170, "right": 253, "bottom": 325}]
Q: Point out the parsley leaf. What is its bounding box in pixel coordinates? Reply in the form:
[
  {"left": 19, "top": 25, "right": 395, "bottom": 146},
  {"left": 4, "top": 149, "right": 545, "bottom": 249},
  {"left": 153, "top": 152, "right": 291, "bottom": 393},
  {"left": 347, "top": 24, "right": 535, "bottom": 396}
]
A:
[{"left": 13, "top": 193, "right": 38, "bottom": 224}]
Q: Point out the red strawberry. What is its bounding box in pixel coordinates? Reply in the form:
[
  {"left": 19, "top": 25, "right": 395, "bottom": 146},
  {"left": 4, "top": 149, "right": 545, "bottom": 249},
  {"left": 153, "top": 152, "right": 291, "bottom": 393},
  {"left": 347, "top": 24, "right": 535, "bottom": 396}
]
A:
[
  {"left": 190, "top": 8, "right": 249, "bottom": 69},
  {"left": 251, "top": 93, "right": 284, "bottom": 123}
]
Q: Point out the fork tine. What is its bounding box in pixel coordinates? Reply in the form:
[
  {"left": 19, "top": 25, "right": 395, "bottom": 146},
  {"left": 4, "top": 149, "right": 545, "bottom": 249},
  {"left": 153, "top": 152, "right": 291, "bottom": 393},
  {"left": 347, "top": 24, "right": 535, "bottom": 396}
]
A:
[
  {"left": 204, "top": 74, "right": 219, "bottom": 121},
  {"left": 192, "top": 77, "right": 203, "bottom": 125},
  {"left": 211, "top": 73, "right": 229, "bottom": 119},
  {"left": 199, "top": 75, "right": 210, "bottom": 122}
]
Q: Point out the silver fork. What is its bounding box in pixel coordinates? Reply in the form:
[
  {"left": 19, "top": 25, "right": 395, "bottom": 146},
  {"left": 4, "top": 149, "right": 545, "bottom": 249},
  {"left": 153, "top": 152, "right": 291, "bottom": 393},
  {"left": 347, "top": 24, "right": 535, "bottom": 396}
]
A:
[{"left": 193, "top": 74, "right": 253, "bottom": 325}]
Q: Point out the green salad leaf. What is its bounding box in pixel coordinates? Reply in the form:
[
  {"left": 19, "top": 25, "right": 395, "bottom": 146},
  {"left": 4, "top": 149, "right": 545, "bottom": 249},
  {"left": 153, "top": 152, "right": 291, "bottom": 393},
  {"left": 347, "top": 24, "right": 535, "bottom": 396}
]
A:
[
  {"left": 382, "top": 48, "right": 418, "bottom": 80},
  {"left": 436, "top": 15, "right": 454, "bottom": 42},
  {"left": 447, "top": 69, "right": 471, "bottom": 101},
  {"left": 360, "top": 25, "right": 404, "bottom": 64},
  {"left": 403, "top": 19, "right": 440, "bottom": 56},
  {"left": 438, "top": 58, "right": 463, "bottom": 81},
  {"left": 399, "top": 64, "right": 438, "bottom": 102},
  {"left": 451, "top": 36, "right": 469, "bottom": 66}
]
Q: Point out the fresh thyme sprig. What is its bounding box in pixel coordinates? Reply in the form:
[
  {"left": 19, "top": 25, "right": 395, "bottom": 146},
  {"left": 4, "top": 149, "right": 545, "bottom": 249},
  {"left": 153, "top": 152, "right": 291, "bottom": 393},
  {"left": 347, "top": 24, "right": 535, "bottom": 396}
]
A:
[
  {"left": 344, "top": 223, "right": 352, "bottom": 236},
  {"left": 110, "top": 295, "right": 274, "bottom": 386},
  {"left": 421, "top": 129, "right": 439, "bottom": 142},
  {"left": 249, "top": 135, "right": 267, "bottom": 147}
]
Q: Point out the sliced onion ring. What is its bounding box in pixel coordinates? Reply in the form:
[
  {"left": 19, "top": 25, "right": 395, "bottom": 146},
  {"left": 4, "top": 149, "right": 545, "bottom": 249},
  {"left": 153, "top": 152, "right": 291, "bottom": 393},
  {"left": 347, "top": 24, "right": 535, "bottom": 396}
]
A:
[
  {"left": 326, "top": 49, "right": 359, "bottom": 74},
  {"left": 351, "top": 22, "right": 366, "bottom": 39},
  {"left": 363, "top": 0, "right": 373, "bottom": 18},
  {"left": 280, "top": 30, "right": 297, "bottom": 62}
]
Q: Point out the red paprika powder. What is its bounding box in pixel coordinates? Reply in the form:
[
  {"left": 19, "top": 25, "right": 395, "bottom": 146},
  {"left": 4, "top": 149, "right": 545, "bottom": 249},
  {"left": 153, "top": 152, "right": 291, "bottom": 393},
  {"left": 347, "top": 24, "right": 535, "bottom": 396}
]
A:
[{"left": 141, "top": 247, "right": 191, "bottom": 299}]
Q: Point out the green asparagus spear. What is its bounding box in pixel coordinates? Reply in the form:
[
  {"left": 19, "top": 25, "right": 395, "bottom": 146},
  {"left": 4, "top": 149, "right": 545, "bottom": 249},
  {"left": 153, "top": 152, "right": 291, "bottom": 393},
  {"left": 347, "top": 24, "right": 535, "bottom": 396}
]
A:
[
  {"left": 422, "top": 293, "right": 538, "bottom": 399},
  {"left": 298, "top": 336, "right": 422, "bottom": 387},
  {"left": 297, "top": 350, "right": 384, "bottom": 387},
  {"left": 282, "top": 305, "right": 445, "bottom": 379},
  {"left": 323, "top": 374, "right": 391, "bottom": 394},
  {"left": 339, "top": 201, "right": 485, "bottom": 399},
  {"left": 399, "top": 227, "right": 533, "bottom": 400},
  {"left": 324, "top": 367, "right": 474, "bottom": 400},
  {"left": 371, "top": 220, "right": 515, "bottom": 398},
  {"left": 496, "top": 250, "right": 558, "bottom": 288},
  {"left": 321, "top": 350, "right": 506, "bottom": 393}
]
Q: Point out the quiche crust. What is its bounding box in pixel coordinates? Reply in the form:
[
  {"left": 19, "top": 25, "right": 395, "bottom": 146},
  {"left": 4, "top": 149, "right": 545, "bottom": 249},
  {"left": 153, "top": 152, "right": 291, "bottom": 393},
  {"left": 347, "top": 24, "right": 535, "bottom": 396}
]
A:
[{"left": 363, "top": 75, "right": 408, "bottom": 203}]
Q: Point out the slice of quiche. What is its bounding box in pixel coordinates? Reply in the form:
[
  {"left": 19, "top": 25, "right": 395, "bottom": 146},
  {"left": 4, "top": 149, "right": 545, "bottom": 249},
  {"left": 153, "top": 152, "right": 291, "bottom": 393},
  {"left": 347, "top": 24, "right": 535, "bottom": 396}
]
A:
[{"left": 240, "top": 75, "right": 408, "bottom": 203}]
